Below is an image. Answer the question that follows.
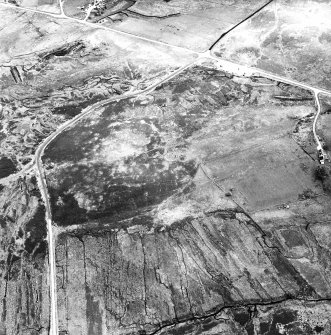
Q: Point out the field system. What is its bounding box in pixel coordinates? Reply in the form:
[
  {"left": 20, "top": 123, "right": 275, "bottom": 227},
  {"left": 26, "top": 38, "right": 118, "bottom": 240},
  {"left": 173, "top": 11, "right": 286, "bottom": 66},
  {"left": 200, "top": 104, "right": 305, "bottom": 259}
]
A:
[{"left": 0, "top": 0, "right": 331, "bottom": 334}]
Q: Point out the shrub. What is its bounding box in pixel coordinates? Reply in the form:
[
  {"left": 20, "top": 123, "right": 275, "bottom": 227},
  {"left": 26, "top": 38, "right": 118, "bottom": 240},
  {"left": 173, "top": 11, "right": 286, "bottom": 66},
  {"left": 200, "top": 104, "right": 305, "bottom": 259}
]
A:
[
  {"left": 314, "top": 166, "right": 328, "bottom": 181},
  {"left": 314, "top": 165, "right": 331, "bottom": 194}
]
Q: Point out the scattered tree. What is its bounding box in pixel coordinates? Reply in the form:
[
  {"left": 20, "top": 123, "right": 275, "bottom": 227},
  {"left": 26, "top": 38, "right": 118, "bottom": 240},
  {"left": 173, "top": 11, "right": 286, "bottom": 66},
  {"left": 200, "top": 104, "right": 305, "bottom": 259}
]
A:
[{"left": 314, "top": 165, "right": 331, "bottom": 194}]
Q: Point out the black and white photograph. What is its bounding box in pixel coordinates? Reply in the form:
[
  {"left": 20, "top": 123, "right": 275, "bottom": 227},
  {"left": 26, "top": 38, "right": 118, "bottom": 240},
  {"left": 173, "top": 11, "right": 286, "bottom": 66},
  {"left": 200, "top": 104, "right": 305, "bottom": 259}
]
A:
[{"left": 0, "top": 0, "right": 331, "bottom": 334}]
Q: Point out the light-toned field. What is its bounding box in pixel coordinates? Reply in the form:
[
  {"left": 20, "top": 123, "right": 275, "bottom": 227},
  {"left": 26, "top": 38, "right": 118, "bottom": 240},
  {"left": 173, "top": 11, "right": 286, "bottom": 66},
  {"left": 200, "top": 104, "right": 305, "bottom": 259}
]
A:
[
  {"left": 0, "top": 0, "right": 60, "bottom": 13},
  {"left": 212, "top": 0, "right": 331, "bottom": 91},
  {"left": 205, "top": 137, "right": 321, "bottom": 211},
  {"left": 60, "top": 0, "right": 270, "bottom": 51}
]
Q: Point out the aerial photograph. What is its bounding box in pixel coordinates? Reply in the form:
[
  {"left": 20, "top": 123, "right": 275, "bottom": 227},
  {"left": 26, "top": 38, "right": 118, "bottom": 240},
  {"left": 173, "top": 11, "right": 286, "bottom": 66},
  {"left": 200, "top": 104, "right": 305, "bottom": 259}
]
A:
[{"left": 0, "top": 0, "right": 331, "bottom": 334}]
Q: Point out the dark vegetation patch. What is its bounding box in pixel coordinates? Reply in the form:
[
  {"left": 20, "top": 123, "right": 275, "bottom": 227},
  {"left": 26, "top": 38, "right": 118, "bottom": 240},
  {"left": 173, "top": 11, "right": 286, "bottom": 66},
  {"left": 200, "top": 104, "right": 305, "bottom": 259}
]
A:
[
  {"left": 0, "top": 216, "right": 6, "bottom": 228},
  {"left": 205, "top": 209, "right": 238, "bottom": 220},
  {"left": 232, "top": 308, "right": 251, "bottom": 326},
  {"left": 319, "top": 110, "right": 331, "bottom": 150},
  {"left": 259, "top": 309, "right": 298, "bottom": 335},
  {"left": 260, "top": 322, "right": 270, "bottom": 334},
  {"left": 314, "top": 325, "right": 324, "bottom": 333},
  {"left": 298, "top": 188, "right": 317, "bottom": 200},
  {"left": 24, "top": 205, "right": 47, "bottom": 257},
  {"left": 0, "top": 157, "right": 16, "bottom": 178},
  {"left": 166, "top": 321, "right": 195, "bottom": 335},
  {"left": 44, "top": 99, "right": 127, "bottom": 163},
  {"left": 319, "top": 32, "right": 331, "bottom": 44},
  {"left": 272, "top": 309, "right": 297, "bottom": 325},
  {"left": 50, "top": 189, "right": 88, "bottom": 226},
  {"left": 245, "top": 322, "right": 255, "bottom": 335},
  {"left": 314, "top": 165, "right": 331, "bottom": 193},
  {"left": 40, "top": 41, "right": 85, "bottom": 61},
  {"left": 49, "top": 158, "right": 197, "bottom": 226},
  {"left": 281, "top": 229, "right": 306, "bottom": 248},
  {"left": 52, "top": 95, "right": 102, "bottom": 117},
  {"left": 262, "top": 308, "right": 317, "bottom": 335},
  {"left": 59, "top": 213, "right": 155, "bottom": 241}
]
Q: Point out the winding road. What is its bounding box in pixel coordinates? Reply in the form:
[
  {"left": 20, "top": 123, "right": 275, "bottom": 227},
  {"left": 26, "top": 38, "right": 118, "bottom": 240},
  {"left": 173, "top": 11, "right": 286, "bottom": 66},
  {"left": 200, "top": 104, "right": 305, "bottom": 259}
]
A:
[{"left": 1, "top": 3, "right": 331, "bottom": 334}]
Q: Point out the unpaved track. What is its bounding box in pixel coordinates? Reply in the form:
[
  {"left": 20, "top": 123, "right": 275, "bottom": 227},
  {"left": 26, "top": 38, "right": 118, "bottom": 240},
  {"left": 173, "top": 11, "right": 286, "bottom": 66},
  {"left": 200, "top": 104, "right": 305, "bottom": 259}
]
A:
[{"left": 313, "top": 91, "right": 323, "bottom": 152}]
